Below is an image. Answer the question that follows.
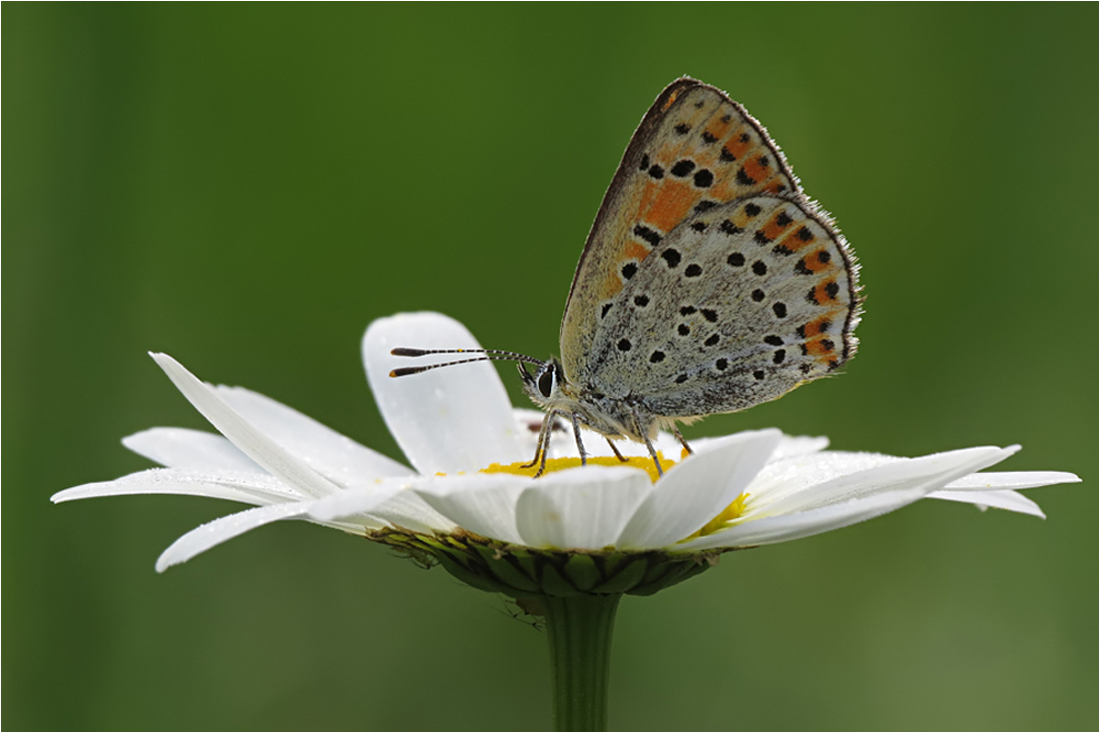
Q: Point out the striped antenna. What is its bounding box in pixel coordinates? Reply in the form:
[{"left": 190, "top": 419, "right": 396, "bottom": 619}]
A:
[{"left": 388, "top": 347, "right": 543, "bottom": 377}]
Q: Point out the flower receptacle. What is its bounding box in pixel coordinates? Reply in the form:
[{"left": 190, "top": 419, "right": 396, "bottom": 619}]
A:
[{"left": 374, "top": 528, "right": 724, "bottom": 601}]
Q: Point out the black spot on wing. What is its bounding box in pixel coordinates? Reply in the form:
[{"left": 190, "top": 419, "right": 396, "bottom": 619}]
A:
[
  {"left": 671, "top": 159, "right": 696, "bottom": 177},
  {"left": 633, "top": 224, "right": 662, "bottom": 247}
]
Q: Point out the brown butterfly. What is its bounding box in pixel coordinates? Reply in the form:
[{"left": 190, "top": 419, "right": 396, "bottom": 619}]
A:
[{"left": 391, "top": 78, "right": 861, "bottom": 476}]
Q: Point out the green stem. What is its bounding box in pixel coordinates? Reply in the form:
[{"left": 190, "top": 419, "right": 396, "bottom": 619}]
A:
[{"left": 541, "top": 593, "right": 622, "bottom": 731}]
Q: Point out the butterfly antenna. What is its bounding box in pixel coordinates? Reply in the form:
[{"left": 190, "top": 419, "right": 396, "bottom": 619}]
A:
[{"left": 389, "top": 347, "right": 543, "bottom": 377}]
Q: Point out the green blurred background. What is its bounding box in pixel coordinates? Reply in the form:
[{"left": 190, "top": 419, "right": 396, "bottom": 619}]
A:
[{"left": 4, "top": 4, "right": 1096, "bottom": 730}]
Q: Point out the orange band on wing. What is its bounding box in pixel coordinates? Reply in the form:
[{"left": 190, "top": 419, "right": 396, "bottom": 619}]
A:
[
  {"left": 722, "top": 127, "right": 755, "bottom": 161},
  {"left": 705, "top": 119, "right": 733, "bottom": 143},
  {"left": 623, "top": 241, "right": 651, "bottom": 261},
  {"left": 800, "top": 314, "right": 838, "bottom": 338},
  {"left": 800, "top": 250, "right": 833, "bottom": 274},
  {"left": 760, "top": 211, "right": 797, "bottom": 241},
  {"left": 804, "top": 335, "right": 837, "bottom": 356},
  {"left": 643, "top": 180, "right": 697, "bottom": 233},
  {"left": 777, "top": 225, "right": 817, "bottom": 252},
  {"left": 740, "top": 155, "right": 772, "bottom": 185},
  {"left": 808, "top": 280, "right": 840, "bottom": 305}
]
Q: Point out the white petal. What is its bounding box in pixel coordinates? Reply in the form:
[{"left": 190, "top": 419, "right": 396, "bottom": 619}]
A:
[
  {"left": 771, "top": 434, "right": 830, "bottom": 460},
  {"left": 306, "top": 481, "right": 407, "bottom": 523},
  {"left": 151, "top": 354, "right": 341, "bottom": 499},
  {"left": 411, "top": 474, "right": 533, "bottom": 545},
  {"left": 603, "top": 430, "right": 684, "bottom": 460},
  {"left": 514, "top": 466, "right": 654, "bottom": 550},
  {"left": 616, "top": 429, "right": 782, "bottom": 550},
  {"left": 310, "top": 477, "right": 486, "bottom": 535},
  {"left": 690, "top": 432, "right": 828, "bottom": 462},
  {"left": 214, "top": 384, "right": 415, "bottom": 482},
  {"left": 753, "top": 446, "right": 1019, "bottom": 518},
  {"left": 927, "top": 489, "right": 1046, "bottom": 518},
  {"left": 362, "top": 490, "right": 458, "bottom": 534},
  {"left": 942, "top": 471, "right": 1081, "bottom": 491},
  {"left": 681, "top": 445, "right": 1023, "bottom": 551},
  {"left": 676, "top": 488, "right": 927, "bottom": 551},
  {"left": 740, "top": 451, "right": 902, "bottom": 511},
  {"left": 155, "top": 502, "right": 315, "bottom": 572},
  {"left": 123, "top": 428, "right": 263, "bottom": 472},
  {"left": 363, "top": 313, "right": 527, "bottom": 474},
  {"left": 929, "top": 471, "right": 1079, "bottom": 518},
  {"left": 51, "top": 468, "right": 298, "bottom": 505}
]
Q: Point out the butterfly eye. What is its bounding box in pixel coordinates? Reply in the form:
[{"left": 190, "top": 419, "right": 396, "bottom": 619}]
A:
[{"left": 537, "top": 366, "right": 555, "bottom": 398}]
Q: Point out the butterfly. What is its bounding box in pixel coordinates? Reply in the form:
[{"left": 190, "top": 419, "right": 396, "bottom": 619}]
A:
[{"left": 391, "top": 77, "right": 861, "bottom": 476}]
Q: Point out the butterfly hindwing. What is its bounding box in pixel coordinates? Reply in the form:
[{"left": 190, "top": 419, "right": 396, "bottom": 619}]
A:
[
  {"left": 559, "top": 78, "right": 802, "bottom": 380},
  {"left": 582, "top": 195, "right": 859, "bottom": 418}
]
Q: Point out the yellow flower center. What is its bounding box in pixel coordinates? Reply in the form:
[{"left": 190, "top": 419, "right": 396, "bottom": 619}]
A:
[
  {"left": 481, "top": 453, "right": 675, "bottom": 482},
  {"left": 478, "top": 450, "right": 749, "bottom": 541},
  {"left": 688, "top": 492, "right": 750, "bottom": 539}
]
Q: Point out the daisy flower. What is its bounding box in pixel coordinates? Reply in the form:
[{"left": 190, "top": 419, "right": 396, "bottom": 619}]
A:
[
  {"left": 52, "top": 311, "right": 1079, "bottom": 730},
  {"left": 53, "top": 312, "right": 1077, "bottom": 591}
]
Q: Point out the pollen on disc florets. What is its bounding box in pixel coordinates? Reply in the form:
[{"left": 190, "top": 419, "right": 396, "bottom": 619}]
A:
[{"left": 481, "top": 454, "right": 676, "bottom": 482}]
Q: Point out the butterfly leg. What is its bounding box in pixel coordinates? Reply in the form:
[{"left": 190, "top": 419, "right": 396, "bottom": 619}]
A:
[
  {"left": 532, "top": 430, "right": 553, "bottom": 477},
  {"left": 605, "top": 438, "right": 629, "bottom": 463},
  {"left": 570, "top": 413, "right": 588, "bottom": 466},
  {"left": 671, "top": 424, "right": 694, "bottom": 457},
  {"left": 643, "top": 433, "right": 664, "bottom": 477},
  {"left": 531, "top": 411, "right": 562, "bottom": 477},
  {"left": 521, "top": 410, "right": 558, "bottom": 474},
  {"left": 630, "top": 407, "right": 664, "bottom": 476}
]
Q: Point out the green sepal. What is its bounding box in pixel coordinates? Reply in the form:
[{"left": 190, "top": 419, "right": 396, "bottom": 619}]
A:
[
  {"left": 434, "top": 551, "right": 511, "bottom": 594},
  {"left": 601, "top": 552, "right": 630, "bottom": 576},
  {"left": 540, "top": 562, "right": 585, "bottom": 597},
  {"left": 370, "top": 528, "right": 724, "bottom": 600},
  {"left": 591, "top": 557, "right": 648, "bottom": 594},
  {"left": 640, "top": 558, "right": 676, "bottom": 586},
  {"left": 473, "top": 544, "right": 540, "bottom": 593},
  {"left": 628, "top": 557, "right": 712, "bottom": 596},
  {"left": 562, "top": 554, "right": 602, "bottom": 592},
  {"left": 416, "top": 536, "right": 452, "bottom": 553},
  {"left": 511, "top": 548, "right": 542, "bottom": 582}
]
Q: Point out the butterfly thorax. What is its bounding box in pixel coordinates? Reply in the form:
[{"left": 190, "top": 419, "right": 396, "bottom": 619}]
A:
[{"left": 519, "top": 357, "right": 664, "bottom": 442}]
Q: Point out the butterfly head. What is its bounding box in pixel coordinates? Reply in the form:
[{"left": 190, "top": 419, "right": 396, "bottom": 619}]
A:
[{"left": 517, "top": 357, "right": 568, "bottom": 412}]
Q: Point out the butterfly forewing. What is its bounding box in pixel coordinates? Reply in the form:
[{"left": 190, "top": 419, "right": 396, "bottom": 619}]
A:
[
  {"left": 560, "top": 78, "right": 802, "bottom": 379},
  {"left": 583, "top": 195, "right": 859, "bottom": 418}
]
